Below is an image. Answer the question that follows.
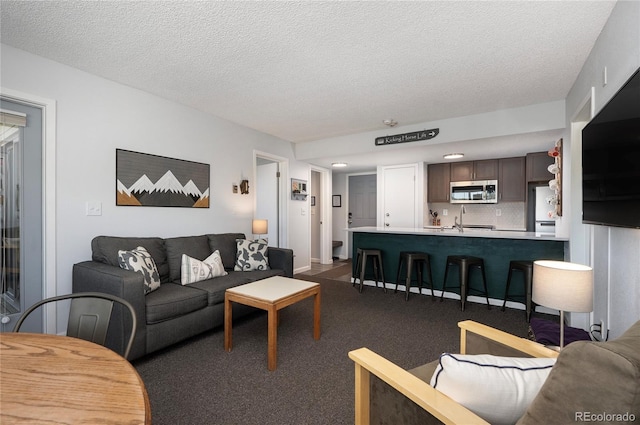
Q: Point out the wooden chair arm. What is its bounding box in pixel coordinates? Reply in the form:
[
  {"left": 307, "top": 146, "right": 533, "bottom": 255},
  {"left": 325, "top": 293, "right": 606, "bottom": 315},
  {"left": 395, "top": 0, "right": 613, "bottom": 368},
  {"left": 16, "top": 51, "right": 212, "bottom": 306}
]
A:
[
  {"left": 458, "top": 320, "right": 559, "bottom": 358},
  {"left": 349, "top": 347, "right": 490, "bottom": 425}
]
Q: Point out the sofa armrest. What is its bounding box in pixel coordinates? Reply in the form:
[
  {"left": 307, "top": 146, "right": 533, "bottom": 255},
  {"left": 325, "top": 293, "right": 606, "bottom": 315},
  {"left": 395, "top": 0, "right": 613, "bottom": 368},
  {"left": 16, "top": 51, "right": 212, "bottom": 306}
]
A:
[
  {"left": 267, "top": 247, "right": 294, "bottom": 277},
  {"left": 349, "top": 348, "right": 490, "bottom": 425},
  {"left": 72, "top": 261, "right": 147, "bottom": 360}
]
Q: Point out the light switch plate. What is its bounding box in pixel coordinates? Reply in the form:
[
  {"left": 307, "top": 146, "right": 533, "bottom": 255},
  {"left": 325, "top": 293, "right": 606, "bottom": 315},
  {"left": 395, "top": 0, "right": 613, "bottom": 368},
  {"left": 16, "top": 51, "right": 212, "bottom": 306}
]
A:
[{"left": 86, "top": 201, "right": 102, "bottom": 216}]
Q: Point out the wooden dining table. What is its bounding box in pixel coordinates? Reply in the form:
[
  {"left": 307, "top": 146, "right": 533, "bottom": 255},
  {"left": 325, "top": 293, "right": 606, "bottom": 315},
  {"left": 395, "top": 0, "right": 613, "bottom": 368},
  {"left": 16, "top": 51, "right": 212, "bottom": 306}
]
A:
[{"left": 0, "top": 332, "right": 151, "bottom": 424}]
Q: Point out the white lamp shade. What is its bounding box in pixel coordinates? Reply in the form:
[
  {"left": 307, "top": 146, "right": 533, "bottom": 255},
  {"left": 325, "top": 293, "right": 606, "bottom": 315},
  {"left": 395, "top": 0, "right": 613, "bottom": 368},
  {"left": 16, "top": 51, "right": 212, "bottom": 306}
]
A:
[
  {"left": 252, "top": 219, "right": 268, "bottom": 234},
  {"left": 532, "top": 260, "right": 593, "bottom": 313}
]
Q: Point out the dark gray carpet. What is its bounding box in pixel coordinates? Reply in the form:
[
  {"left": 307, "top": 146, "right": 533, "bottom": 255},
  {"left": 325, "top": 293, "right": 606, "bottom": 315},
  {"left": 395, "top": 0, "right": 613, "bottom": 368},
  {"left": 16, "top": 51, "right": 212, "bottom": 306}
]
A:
[{"left": 133, "top": 276, "right": 531, "bottom": 425}]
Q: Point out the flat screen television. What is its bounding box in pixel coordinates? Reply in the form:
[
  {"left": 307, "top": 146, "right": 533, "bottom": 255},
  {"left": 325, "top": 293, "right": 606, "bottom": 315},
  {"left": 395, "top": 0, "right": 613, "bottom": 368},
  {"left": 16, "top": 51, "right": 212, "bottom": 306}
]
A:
[{"left": 582, "top": 67, "right": 640, "bottom": 229}]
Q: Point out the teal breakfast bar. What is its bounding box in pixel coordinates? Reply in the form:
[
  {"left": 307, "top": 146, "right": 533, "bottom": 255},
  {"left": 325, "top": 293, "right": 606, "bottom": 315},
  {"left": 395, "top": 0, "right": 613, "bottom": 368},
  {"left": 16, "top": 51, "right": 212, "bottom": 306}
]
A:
[{"left": 349, "top": 226, "right": 568, "bottom": 308}]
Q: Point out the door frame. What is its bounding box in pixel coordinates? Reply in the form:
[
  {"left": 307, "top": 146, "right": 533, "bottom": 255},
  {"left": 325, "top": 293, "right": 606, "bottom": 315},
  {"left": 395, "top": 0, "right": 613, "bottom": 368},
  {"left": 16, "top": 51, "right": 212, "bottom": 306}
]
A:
[
  {"left": 253, "top": 150, "right": 288, "bottom": 248},
  {"left": 309, "top": 165, "right": 332, "bottom": 264},
  {"left": 0, "top": 87, "right": 57, "bottom": 333}
]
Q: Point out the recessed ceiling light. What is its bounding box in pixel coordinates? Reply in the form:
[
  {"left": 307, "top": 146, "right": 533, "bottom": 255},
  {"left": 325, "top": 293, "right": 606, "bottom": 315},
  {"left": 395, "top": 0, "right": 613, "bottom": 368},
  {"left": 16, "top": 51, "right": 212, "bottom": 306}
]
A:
[
  {"left": 332, "top": 162, "right": 348, "bottom": 168},
  {"left": 443, "top": 153, "right": 464, "bottom": 159}
]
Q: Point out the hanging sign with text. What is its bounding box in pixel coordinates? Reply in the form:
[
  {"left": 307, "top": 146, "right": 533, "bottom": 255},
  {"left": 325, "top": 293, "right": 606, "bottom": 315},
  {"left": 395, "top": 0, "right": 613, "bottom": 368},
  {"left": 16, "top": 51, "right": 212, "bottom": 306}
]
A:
[{"left": 375, "top": 128, "right": 439, "bottom": 146}]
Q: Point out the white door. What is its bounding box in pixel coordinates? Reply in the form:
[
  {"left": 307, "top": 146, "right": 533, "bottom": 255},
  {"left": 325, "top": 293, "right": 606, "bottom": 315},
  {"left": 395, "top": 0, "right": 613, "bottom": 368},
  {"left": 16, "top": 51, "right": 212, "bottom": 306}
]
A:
[{"left": 381, "top": 165, "right": 417, "bottom": 228}]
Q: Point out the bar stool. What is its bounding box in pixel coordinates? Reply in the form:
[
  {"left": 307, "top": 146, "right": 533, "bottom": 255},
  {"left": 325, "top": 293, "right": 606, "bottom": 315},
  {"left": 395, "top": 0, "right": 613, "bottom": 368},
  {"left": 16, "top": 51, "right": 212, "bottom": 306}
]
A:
[
  {"left": 501, "top": 260, "right": 534, "bottom": 321},
  {"left": 352, "top": 248, "right": 387, "bottom": 293},
  {"left": 395, "top": 251, "right": 435, "bottom": 301},
  {"left": 440, "top": 255, "right": 490, "bottom": 311}
]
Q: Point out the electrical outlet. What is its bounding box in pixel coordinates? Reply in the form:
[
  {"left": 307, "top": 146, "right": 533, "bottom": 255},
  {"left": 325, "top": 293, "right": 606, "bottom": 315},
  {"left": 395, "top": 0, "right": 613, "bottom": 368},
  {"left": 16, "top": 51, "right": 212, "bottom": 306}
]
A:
[
  {"left": 442, "top": 209, "right": 448, "bottom": 216},
  {"left": 496, "top": 209, "right": 502, "bottom": 216}
]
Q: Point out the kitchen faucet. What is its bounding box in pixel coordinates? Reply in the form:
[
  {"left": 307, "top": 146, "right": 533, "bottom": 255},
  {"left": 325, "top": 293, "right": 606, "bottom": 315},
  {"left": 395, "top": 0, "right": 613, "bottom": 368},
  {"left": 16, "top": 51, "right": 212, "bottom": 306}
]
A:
[{"left": 454, "top": 205, "right": 466, "bottom": 232}]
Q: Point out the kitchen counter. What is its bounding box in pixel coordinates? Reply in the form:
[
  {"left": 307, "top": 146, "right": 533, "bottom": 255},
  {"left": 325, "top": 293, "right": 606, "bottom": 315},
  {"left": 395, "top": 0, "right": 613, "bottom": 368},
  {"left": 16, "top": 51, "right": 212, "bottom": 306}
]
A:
[
  {"left": 348, "top": 226, "right": 568, "bottom": 241},
  {"left": 349, "top": 226, "right": 567, "bottom": 306}
]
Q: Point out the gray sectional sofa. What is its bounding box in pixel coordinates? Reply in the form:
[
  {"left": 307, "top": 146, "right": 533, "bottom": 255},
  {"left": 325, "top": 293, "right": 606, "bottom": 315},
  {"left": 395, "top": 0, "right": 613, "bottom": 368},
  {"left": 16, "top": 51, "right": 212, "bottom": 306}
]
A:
[{"left": 72, "top": 233, "right": 293, "bottom": 361}]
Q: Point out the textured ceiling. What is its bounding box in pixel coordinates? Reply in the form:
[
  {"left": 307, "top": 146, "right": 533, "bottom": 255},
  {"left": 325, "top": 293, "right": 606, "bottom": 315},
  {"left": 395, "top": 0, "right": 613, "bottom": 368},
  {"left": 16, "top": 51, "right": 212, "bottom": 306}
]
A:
[{"left": 1, "top": 1, "right": 616, "bottom": 152}]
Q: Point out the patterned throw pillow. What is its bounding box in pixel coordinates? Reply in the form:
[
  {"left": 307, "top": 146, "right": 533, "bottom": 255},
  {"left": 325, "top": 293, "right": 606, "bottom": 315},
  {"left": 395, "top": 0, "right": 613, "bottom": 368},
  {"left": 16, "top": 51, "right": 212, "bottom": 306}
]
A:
[
  {"left": 234, "top": 239, "right": 270, "bottom": 272},
  {"left": 180, "top": 250, "right": 228, "bottom": 285},
  {"left": 118, "top": 246, "right": 161, "bottom": 294}
]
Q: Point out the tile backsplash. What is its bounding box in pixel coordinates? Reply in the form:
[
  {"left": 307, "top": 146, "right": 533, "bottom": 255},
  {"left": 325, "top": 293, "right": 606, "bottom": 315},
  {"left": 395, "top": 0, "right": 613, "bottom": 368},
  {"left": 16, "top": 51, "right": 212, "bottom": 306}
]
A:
[{"left": 427, "top": 202, "right": 525, "bottom": 230}]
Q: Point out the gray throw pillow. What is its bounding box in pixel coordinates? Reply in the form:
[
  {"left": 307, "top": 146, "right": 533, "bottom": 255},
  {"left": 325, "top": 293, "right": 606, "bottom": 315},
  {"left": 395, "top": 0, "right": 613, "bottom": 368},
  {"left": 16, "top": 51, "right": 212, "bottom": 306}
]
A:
[
  {"left": 118, "top": 246, "right": 161, "bottom": 294},
  {"left": 234, "top": 239, "right": 270, "bottom": 271}
]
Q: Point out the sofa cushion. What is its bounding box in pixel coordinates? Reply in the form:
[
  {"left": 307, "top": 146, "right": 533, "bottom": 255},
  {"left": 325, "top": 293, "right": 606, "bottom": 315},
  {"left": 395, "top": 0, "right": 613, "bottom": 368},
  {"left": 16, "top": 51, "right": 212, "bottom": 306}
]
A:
[
  {"left": 430, "top": 354, "right": 556, "bottom": 425},
  {"left": 234, "top": 238, "right": 270, "bottom": 271},
  {"left": 165, "top": 235, "right": 211, "bottom": 282},
  {"left": 92, "top": 236, "right": 169, "bottom": 282},
  {"left": 144, "top": 282, "right": 208, "bottom": 324},
  {"left": 517, "top": 320, "right": 640, "bottom": 424},
  {"left": 208, "top": 233, "right": 245, "bottom": 271},
  {"left": 187, "top": 271, "right": 254, "bottom": 305},
  {"left": 181, "top": 251, "right": 228, "bottom": 285},
  {"left": 117, "top": 246, "right": 161, "bottom": 294}
]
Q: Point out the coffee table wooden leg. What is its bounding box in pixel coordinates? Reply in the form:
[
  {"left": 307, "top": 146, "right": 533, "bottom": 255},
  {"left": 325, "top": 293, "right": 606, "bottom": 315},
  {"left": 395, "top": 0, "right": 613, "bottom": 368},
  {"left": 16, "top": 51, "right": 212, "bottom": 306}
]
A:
[
  {"left": 224, "top": 296, "right": 232, "bottom": 352},
  {"left": 268, "top": 305, "right": 277, "bottom": 371},
  {"left": 313, "top": 289, "right": 321, "bottom": 340}
]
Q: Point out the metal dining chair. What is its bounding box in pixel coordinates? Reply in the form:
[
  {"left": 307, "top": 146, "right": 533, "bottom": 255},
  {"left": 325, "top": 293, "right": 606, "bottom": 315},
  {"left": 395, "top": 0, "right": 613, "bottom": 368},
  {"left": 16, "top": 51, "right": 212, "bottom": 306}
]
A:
[{"left": 13, "top": 292, "right": 137, "bottom": 360}]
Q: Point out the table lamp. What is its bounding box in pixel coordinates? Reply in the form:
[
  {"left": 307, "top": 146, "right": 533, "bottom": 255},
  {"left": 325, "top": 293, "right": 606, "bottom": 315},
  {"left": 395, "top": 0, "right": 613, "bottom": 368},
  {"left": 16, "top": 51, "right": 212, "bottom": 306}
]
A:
[
  {"left": 252, "top": 219, "right": 268, "bottom": 240},
  {"left": 532, "top": 260, "right": 593, "bottom": 349}
]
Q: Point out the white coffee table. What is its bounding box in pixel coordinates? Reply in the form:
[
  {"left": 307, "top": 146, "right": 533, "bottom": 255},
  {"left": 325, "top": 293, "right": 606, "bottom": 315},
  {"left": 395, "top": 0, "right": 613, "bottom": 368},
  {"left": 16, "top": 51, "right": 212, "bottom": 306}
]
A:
[{"left": 224, "top": 276, "right": 321, "bottom": 371}]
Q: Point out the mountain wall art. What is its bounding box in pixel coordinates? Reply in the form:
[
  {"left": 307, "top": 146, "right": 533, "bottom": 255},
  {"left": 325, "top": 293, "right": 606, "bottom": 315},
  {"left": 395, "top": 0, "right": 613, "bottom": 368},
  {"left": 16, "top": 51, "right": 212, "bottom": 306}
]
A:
[{"left": 116, "top": 149, "right": 210, "bottom": 208}]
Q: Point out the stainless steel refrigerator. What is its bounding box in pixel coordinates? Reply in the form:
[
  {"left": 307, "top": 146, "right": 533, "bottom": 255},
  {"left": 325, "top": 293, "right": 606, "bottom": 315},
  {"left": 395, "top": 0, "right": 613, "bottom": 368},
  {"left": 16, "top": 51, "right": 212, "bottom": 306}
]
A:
[{"left": 534, "top": 186, "right": 556, "bottom": 235}]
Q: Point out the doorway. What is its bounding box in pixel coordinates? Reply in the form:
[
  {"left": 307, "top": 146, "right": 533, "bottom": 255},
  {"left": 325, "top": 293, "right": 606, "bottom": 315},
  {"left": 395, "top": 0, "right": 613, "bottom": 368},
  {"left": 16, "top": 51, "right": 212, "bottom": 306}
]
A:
[
  {"left": 0, "top": 98, "right": 44, "bottom": 332},
  {"left": 346, "top": 173, "right": 377, "bottom": 259},
  {"left": 254, "top": 151, "right": 288, "bottom": 248}
]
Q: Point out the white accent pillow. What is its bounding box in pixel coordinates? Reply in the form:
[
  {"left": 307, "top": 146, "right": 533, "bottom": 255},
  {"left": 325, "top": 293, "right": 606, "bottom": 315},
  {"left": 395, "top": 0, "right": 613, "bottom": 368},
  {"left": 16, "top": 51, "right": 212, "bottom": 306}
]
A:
[
  {"left": 234, "top": 239, "right": 270, "bottom": 271},
  {"left": 118, "top": 246, "right": 161, "bottom": 294},
  {"left": 429, "top": 353, "right": 556, "bottom": 425},
  {"left": 181, "top": 250, "right": 228, "bottom": 285}
]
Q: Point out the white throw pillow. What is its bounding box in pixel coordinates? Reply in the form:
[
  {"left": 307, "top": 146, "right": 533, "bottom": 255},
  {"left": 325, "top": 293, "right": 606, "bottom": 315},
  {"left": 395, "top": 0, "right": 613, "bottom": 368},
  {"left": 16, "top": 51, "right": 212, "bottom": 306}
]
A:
[
  {"left": 180, "top": 250, "right": 228, "bottom": 285},
  {"left": 429, "top": 353, "right": 556, "bottom": 425},
  {"left": 118, "top": 246, "right": 161, "bottom": 294},
  {"left": 234, "top": 239, "right": 270, "bottom": 271}
]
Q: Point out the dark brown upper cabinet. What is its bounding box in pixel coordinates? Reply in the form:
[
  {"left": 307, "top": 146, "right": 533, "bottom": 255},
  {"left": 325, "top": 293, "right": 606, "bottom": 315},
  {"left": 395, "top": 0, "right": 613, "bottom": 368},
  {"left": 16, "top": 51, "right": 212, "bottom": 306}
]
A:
[
  {"left": 526, "top": 151, "right": 554, "bottom": 183},
  {"left": 450, "top": 159, "right": 498, "bottom": 181},
  {"left": 427, "top": 163, "right": 450, "bottom": 202},
  {"left": 498, "top": 157, "right": 526, "bottom": 202}
]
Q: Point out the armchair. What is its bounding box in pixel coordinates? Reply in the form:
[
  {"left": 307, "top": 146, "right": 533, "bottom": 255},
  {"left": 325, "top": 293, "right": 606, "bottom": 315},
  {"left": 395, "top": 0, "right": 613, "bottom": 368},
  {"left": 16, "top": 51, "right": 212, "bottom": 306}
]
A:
[
  {"left": 349, "top": 321, "right": 557, "bottom": 425},
  {"left": 350, "top": 319, "right": 640, "bottom": 425}
]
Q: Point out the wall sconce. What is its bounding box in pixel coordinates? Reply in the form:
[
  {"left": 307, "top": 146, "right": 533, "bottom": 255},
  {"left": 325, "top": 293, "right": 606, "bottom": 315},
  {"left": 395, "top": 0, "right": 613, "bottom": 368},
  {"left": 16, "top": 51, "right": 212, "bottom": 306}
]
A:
[{"left": 240, "top": 180, "right": 249, "bottom": 194}]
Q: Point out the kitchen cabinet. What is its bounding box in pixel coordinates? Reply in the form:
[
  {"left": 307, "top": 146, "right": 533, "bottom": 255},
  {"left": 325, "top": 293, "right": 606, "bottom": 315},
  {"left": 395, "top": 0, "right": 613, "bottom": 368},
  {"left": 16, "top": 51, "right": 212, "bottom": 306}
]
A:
[
  {"left": 498, "top": 157, "right": 526, "bottom": 202},
  {"left": 427, "top": 163, "right": 450, "bottom": 202},
  {"left": 450, "top": 159, "right": 498, "bottom": 181},
  {"left": 526, "top": 152, "right": 554, "bottom": 182}
]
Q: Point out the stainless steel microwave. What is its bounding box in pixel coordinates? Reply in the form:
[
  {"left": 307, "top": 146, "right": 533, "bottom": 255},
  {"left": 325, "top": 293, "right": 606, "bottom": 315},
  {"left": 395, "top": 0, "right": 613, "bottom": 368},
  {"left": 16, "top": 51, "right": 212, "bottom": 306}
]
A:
[{"left": 450, "top": 180, "right": 498, "bottom": 204}]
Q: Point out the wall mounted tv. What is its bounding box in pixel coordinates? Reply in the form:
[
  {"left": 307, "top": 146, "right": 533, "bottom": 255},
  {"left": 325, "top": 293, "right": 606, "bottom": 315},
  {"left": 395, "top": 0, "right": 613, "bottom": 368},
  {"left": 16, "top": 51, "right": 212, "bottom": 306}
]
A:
[{"left": 582, "top": 67, "right": 640, "bottom": 229}]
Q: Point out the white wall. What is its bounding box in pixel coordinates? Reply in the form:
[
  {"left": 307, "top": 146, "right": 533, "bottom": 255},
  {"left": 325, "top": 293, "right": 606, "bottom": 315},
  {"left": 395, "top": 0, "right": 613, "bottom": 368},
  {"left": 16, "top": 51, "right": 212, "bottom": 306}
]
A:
[
  {"left": 331, "top": 172, "right": 349, "bottom": 259},
  {"left": 563, "top": 1, "right": 640, "bottom": 338},
  {"left": 1, "top": 44, "right": 312, "bottom": 332},
  {"left": 310, "top": 171, "right": 321, "bottom": 261},
  {"left": 289, "top": 162, "right": 312, "bottom": 273}
]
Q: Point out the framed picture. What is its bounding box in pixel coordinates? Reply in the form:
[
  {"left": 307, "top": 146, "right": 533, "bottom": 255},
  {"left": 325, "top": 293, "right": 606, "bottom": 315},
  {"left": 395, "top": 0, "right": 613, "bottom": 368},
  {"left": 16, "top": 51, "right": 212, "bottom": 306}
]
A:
[
  {"left": 332, "top": 195, "right": 341, "bottom": 207},
  {"left": 116, "top": 149, "right": 210, "bottom": 208},
  {"left": 310, "top": 196, "right": 316, "bottom": 206}
]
